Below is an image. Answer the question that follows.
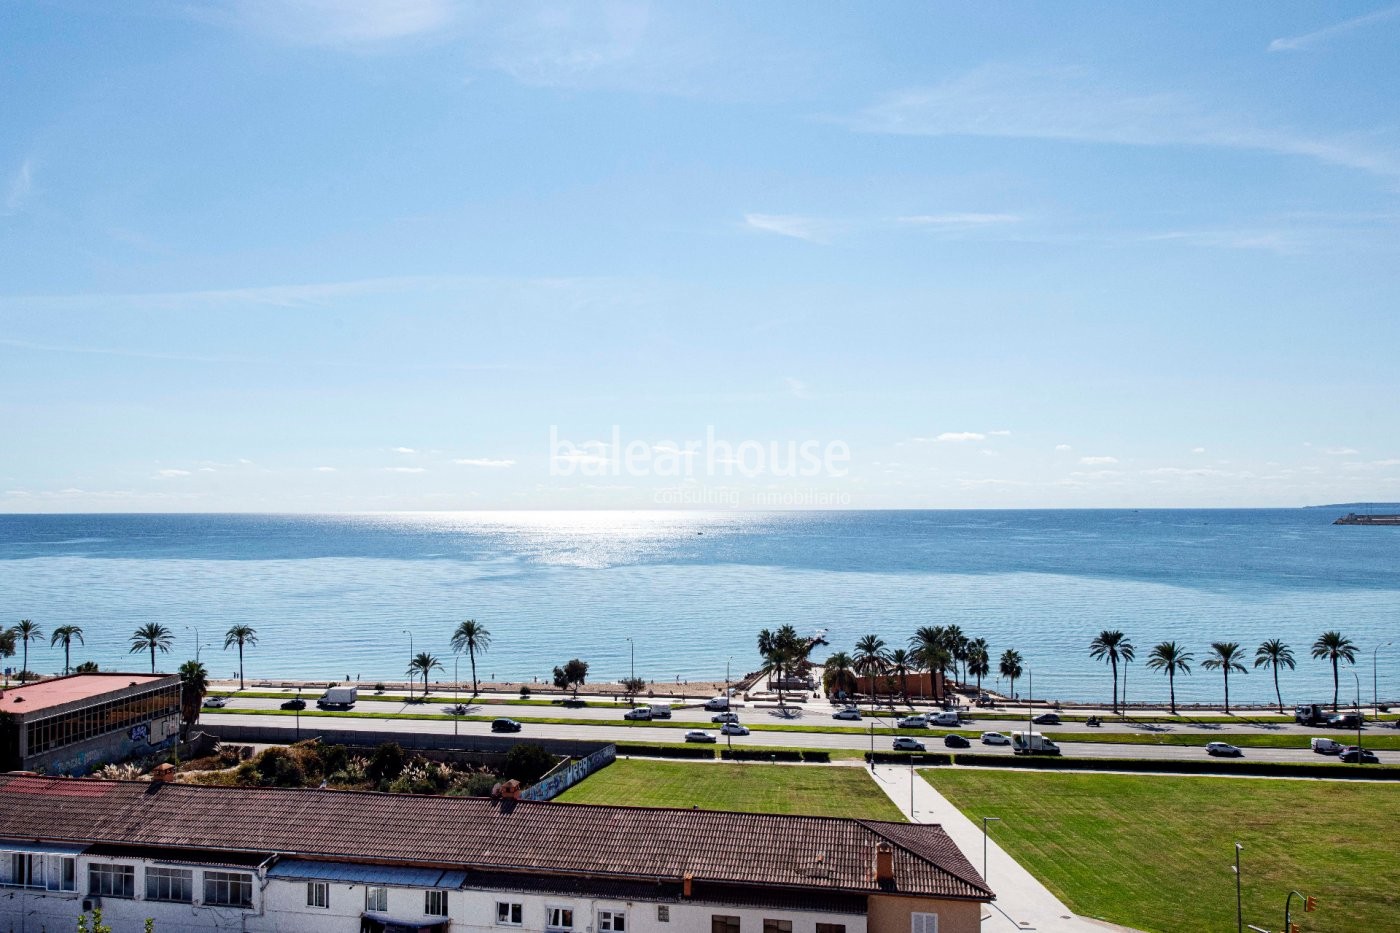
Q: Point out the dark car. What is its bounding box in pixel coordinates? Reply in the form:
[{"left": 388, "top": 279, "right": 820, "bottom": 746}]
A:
[
  {"left": 1032, "top": 712, "right": 1061, "bottom": 725},
  {"left": 1339, "top": 746, "right": 1379, "bottom": 764},
  {"left": 280, "top": 698, "right": 306, "bottom": 711},
  {"left": 491, "top": 718, "right": 523, "bottom": 733},
  {"left": 943, "top": 733, "right": 971, "bottom": 749},
  {"left": 1326, "top": 713, "right": 1362, "bottom": 729}
]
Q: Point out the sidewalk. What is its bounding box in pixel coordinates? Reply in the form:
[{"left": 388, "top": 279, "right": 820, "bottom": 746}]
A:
[{"left": 869, "top": 764, "right": 1142, "bottom": 933}]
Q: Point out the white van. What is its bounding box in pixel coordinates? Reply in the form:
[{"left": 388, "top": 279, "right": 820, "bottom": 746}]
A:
[
  {"left": 704, "top": 696, "right": 730, "bottom": 711},
  {"left": 932, "top": 711, "right": 961, "bottom": 727},
  {"left": 648, "top": 704, "right": 672, "bottom": 719},
  {"left": 1310, "top": 737, "right": 1343, "bottom": 755}
]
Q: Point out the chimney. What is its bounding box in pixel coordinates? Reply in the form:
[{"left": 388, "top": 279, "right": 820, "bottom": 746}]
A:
[
  {"left": 152, "top": 763, "right": 177, "bottom": 783},
  {"left": 874, "top": 843, "right": 894, "bottom": 883},
  {"left": 682, "top": 872, "right": 693, "bottom": 898}
]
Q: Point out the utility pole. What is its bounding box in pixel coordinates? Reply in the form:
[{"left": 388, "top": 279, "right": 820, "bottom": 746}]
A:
[
  {"left": 1353, "top": 672, "right": 1363, "bottom": 763},
  {"left": 1233, "top": 843, "right": 1244, "bottom": 933}
]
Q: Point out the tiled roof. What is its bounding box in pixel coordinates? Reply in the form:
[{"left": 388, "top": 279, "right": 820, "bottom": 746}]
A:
[{"left": 0, "top": 775, "right": 991, "bottom": 901}]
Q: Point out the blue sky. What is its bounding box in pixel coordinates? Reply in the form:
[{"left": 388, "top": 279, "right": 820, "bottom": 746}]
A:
[{"left": 2, "top": 1, "right": 1399, "bottom": 511}]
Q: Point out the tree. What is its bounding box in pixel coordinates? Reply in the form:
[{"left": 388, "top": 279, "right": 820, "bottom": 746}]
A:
[
  {"left": 853, "top": 634, "right": 888, "bottom": 710},
  {"left": 822, "top": 651, "right": 858, "bottom": 698},
  {"left": 966, "top": 638, "right": 991, "bottom": 693},
  {"left": 1088, "top": 630, "right": 1135, "bottom": 714},
  {"left": 223, "top": 624, "right": 259, "bottom": 691},
  {"left": 406, "top": 652, "right": 443, "bottom": 698},
  {"left": 888, "top": 648, "right": 913, "bottom": 703},
  {"left": 50, "top": 624, "right": 85, "bottom": 675},
  {"left": 998, "top": 649, "right": 1023, "bottom": 701},
  {"left": 944, "top": 624, "right": 968, "bottom": 687},
  {"left": 757, "top": 625, "right": 804, "bottom": 708},
  {"left": 1254, "top": 639, "right": 1295, "bottom": 715},
  {"left": 620, "top": 676, "right": 645, "bottom": 700},
  {"left": 75, "top": 660, "right": 99, "bottom": 673},
  {"left": 1201, "top": 642, "right": 1248, "bottom": 714},
  {"left": 1146, "top": 641, "right": 1193, "bottom": 715},
  {"left": 503, "top": 744, "right": 554, "bottom": 783},
  {"left": 1311, "top": 631, "right": 1358, "bottom": 711},
  {"left": 0, "top": 628, "right": 15, "bottom": 671},
  {"left": 14, "top": 619, "right": 42, "bottom": 680},
  {"left": 178, "top": 660, "right": 209, "bottom": 740},
  {"left": 449, "top": 619, "right": 492, "bottom": 695},
  {"left": 552, "top": 658, "right": 589, "bottom": 698},
  {"left": 129, "top": 623, "right": 173, "bottom": 673}
]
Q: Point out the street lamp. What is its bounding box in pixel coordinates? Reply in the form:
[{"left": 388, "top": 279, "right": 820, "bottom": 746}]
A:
[
  {"left": 1232, "top": 843, "right": 1243, "bottom": 933},
  {"left": 726, "top": 656, "right": 732, "bottom": 696},
  {"left": 1353, "top": 671, "right": 1363, "bottom": 763},
  {"left": 184, "top": 625, "right": 202, "bottom": 662},
  {"left": 1374, "top": 642, "right": 1392, "bottom": 721},
  {"left": 454, "top": 656, "right": 460, "bottom": 737},
  {"left": 981, "top": 817, "right": 1001, "bottom": 885}
]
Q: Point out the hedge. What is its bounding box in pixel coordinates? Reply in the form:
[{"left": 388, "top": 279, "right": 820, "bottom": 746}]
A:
[
  {"left": 614, "top": 743, "right": 716, "bottom": 760},
  {"left": 948, "top": 752, "right": 1400, "bottom": 780},
  {"left": 864, "top": 752, "right": 954, "bottom": 765},
  {"left": 721, "top": 749, "right": 803, "bottom": 762}
]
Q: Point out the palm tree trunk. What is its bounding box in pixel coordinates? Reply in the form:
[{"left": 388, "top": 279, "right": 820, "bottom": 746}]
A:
[
  {"left": 238, "top": 643, "right": 245, "bottom": 690},
  {"left": 1274, "top": 666, "right": 1283, "bottom": 714},
  {"left": 1111, "top": 656, "right": 1119, "bottom": 714},
  {"left": 64, "top": 643, "right": 70, "bottom": 675},
  {"left": 1224, "top": 670, "right": 1230, "bottom": 714},
  {"left": 1332, "top": 658, "right": 1339, "bottom": 710},
  {"left": 469, "top": 650, "right": 478, "bottom": 695},
  {"left": 1169, "top": 671, "right": 1176, "bottom": 714},
  {"left": 22, "top": 642, "right": 28, "bottom": 678},
  {"left": 150, "top": 643, "right": 156, "bottom": 673}
]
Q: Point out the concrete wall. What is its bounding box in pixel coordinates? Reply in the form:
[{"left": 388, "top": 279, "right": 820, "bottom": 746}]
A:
[
  {"left": 27, "top": 712, "right": 180, "bottom": 776},
  {"left": 204, "top": 721, "right": 610, "bottom": 758},
  {"left": 865, "top": 895, "right": 981, "bottom": 933}
]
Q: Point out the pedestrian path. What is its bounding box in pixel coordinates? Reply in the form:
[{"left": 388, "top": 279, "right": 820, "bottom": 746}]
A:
[{"left": 869, "top": 764, "right": 1142, "bottom": 933}]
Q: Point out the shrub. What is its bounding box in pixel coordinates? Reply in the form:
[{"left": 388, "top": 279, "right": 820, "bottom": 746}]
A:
[
  {"left": 503, "top": 744, "right": 555, "bottom": 784},
  {"left": 450, "top": 771, "right": 501, "bottom": 797},
  {"left": 366, "top": 742, "right": 407, "bottom": 782},
  {"left": 519, "top": 686, "right": 532, "bottom": 699},
  {"left": 801, "top": 750, "right": 831, "bottom": 763},
  {"left": 254, "top": 747, "right": 305, "bottom": 787},
  {"left": 374, "top": 683, "right": 386, "bottom": 694}
]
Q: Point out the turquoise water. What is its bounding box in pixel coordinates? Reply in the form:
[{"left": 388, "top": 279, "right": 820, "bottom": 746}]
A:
[{"left": 1, "top": 510, "right": 1397, "bottom": 705}]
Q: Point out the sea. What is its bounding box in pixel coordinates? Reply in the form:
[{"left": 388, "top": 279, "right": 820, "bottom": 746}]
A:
[{"left": 1, "top": 510, "right": 1397, "bottom": 706}]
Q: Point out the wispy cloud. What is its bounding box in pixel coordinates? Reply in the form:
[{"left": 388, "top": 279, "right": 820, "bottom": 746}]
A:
[
  {"left": 155, "top": 469, "right": 191, "bottom": 478},
  {"left": 1055, "top": 444, "right": 1073, "bottom": 452},
  {"left": 1080, "top": 455, "right": 1119, "bottom": 465},
  {"left": 743, "top": 213, "right": 834, "bottom": 243},
  {"left": 785, "top": 377, "right": 812, "bottom": 399},
  {"left": 392, "top": 447, "right": 417, "bottom": 454},
  {"left": 1324, "top": 447, "right": 1360, "bottom": 456},
  {"left": 1269, "top": 5, "right": 1400, "bottom": 52},
  {"left": 202, "top": 0, "right": 455, "bottom": 46},
  {"left": 898, "top": 213, "right": 1021, "bottom": 228},
  {"left": 454, "top": 458, "right": 516, "bottom": 468},
  {"left": 1144, "top": 229, "right": 1300, "bottom": 254},
  {"left": 383, "top": 466, "right": 427, "bottom": 473},
  {"left": 4, "top": 159, "right": 35, "bottom": 215},
  {"left": 312, "top": 466, "right": 338, "bottom": 472},
  {"left": 844, "top": 64, "right": 1400, "bottom": 179},
  {"left": 933, "top": 432, "right": 986, "bottom": 443}
]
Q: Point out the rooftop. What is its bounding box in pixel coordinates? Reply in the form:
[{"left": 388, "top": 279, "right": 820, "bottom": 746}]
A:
[
  {"left": 0, "top": 673, "right": 173, "bottom": 715},
  {"left": 0, "top": 775, "right": 992, "bottom": 901}
]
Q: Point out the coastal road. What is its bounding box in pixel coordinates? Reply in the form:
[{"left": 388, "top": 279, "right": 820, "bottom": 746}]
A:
[{"left": 206, "top": 710, "right": 1398, "bottom": 766}]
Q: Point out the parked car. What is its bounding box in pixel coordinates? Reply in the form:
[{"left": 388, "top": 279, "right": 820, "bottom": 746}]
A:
[
  {"left": 892, "top": 737, "right": 926, "bottom": 752},
  {"left": 720, "top": 722, "right": 750, "bottom": 736},
  {"left": 975, "top": 694, "right": 995, "bottom": 707},
  {"left": 943, "top": 734, "right": 971, "bottom": 749},
  {"left": 279, "top": 698, "right": 306, "bottom": 711},
  {"left": 711, "top": 711, "right": 740, "bottom": 724},
  {"left": 896, "top": 715, "right": 929, "bottom": 729},
  {"left": 685, "top": 730, "right": 718, "bottom": 743},
  {"left": 832, "top": 707, "right": 862, "bottom": 721},
  {"left": 1032, "top": 712, "right": 1061, "bottom": 725},
  {"left": 623, "top": 707, "right": 652, "bottom": 721},
  {"left": 1310, "top": 737, "right": 1343, "bottom": 755},
  {"left": 1339, "top": 746, "right": 1379, "bottom": 764},
  {"left": 980, "top": 731, "right": 1010, "bottom": 745},
  {"left": 1206, "top": 742, "right": 1243, "bottom": 757},
  {"left": 491, "top": 718, "right": 522, "bottom": 733},
  {"left": 202, "top": 696, "right": 227, "bottom": 708}
]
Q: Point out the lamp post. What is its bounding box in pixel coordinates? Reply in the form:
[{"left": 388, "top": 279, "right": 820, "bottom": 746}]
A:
[
  {"left": 726, "top": 656, "right": 732, "bottom": 696},
  {"left": 982, "top": 817, "right": 1001, "bottom": 885},
  {"left": 1233, "top": 843, "right": 1243, "bottom": 933},
  {"left": 1374, "top": 642, "right": 1391, "bottom": 720},
  {"left": 294, "top": 687, "right": 302, "bottom": 742},
  {"left": 454, "top": 656, "right": 460, "bottom": 737},
  {"left": 1353, "top": 671, "right": 1363, "bottom": 763},
  {"left": 184, "top": 625, "right": 202, "bottom": 662}
]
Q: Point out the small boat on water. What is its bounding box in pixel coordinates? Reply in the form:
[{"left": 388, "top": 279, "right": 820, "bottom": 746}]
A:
[{"left": 1335, "top": 512, "right": 1400, "bottom": 525}]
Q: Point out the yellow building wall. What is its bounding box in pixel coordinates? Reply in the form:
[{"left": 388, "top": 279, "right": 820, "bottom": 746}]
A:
[{"left": 866, "top": 895, "right": 983, "bottom": 933}]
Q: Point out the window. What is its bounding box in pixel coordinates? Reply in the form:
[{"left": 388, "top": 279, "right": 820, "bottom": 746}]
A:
[
  {"left": 88, "top": 863, "right": 135, "bottom": 899},
  {"left": 497, "top": 902, "right": 524, "bottom": 925},
  {"left": 203, "top": 870, "right": 253, "bottom": 908},
  {"left": 10, "top": 853, "right": 36, "bottom": 888},
  {"left": 712, "top": 916, "right": 741, "bottom": 933},
  {"left": 425, "top": 889, "right": 448, "bottom": 917},
  {"left": 366, "top": 886, "right": 389, "bottom": 912},
  {"left": 763, "top": 921, "right": 792, "bottom": 933},
  {"left": 600, "top": 910, "right": 626, "bottom": 932},
  {"left": 146, "top": 867, "right": 193, "bottom": 903},
  {"left": 546, "top": 906, "right": 574, "bottom": 930},
  {"left": 307, "top": 881, "right": 329, "bottom": 909},
  {"left": 48, "top": 856, "right": 77, "bottom": 893},
  {"left": 911, "top": 913, "right": 938, "bottom": 933},
  {"left": 816, "top": 925, "right": 846, "bottom": 933},
  {"left": 657, "top": 906, "right": 670, "bottom": 923}
]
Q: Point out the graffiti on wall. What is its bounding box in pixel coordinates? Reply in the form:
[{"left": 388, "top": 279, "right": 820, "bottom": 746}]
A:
[{"left": 520, "top": 744, "right": 616, "bottom": 801}]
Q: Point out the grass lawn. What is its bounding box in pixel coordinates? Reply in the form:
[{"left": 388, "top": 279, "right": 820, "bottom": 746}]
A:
[
  {"left": 925, "top": 769, "right": 1399, "bottom": 933},
  {"left": 556, "top": 759, "right": 906, "bottom": 821}
]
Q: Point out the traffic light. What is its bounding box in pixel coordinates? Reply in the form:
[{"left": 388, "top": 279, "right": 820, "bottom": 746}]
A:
[{"left": 1304, "top": 895, "right": 1317, "bottom": 912}]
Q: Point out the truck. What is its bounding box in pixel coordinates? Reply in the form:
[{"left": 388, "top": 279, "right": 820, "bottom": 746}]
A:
[
  {"left": 1295, "top": 703, "right": 1329, "bottom": 726},
  {"left": 1010, "top": 731, "right": 1061, "bottom": 756},
  {"left": 317, "top": 686, "right": 358, "bottom": 710},
  {"left": 648, "top": 704, "right": 672, "bottom": 719}
]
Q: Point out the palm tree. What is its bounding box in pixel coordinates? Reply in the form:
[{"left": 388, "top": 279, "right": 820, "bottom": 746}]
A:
[
  {"left": 1146, "top": 641, "right": 1193, "bottom": 715},
  {"left": 406, "top": 651, "right": 444, "bottom": 698},
  {"left": 129, "top": 623, "right": 173, "bottom": 673},
  {"left": 822, "top": 651, "right": 858, "bottom": 699},
  {"left": 1088, "top": 630, "right": 1135, "bottom": 714},
  {"left": 943, "top": 624, "right": 968, "bottom": 688},
  {"left": 853, "top": 635, "right": 888, "bottom": 710},
  {"left": 223, "top": 625, "right": 259, "bottom": 691},
  {"left": 49, "top": 624, "right": 85, "bottom": 675},
  {"left": 966, "top": 638, "right": 990, "bottom": 692},
  {"left": 1311, "top": 631, "right": 1358, "bottom": 711},
  {"left": 998, "top": 649, "right": 1023, "bottom": 701},
  {"left": 14, "top": 619, "right": 42, "bottom": 680},
  {"left": 888, "top": 648, "right": 913, "bottom": 703},
  {"left": 909, "top": 626, "right": 953, "bottom": 692},
  {"left": 449, "top": 619, "right": 492, "bottom": 695},
  {"left": 1254, "top": 639, "right": 1295, "bottom": 714},
  {"left": 1201, "top": 642, "right": 1248, "bottom": 714},
  {"left": 178, "top": 659, "right": 209, "bottom": 740}
]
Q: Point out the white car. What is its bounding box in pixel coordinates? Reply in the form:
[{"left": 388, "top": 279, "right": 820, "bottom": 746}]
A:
[
  {"left": 202, "top": 696, "right": 227, "bottom": 708},
  {"left": 720, "top": 722, "right": 750, "bottom": 736},
  {"left": 711, "top": 711, "right": 740, "bottom": 724},
  {"left": 892, "top": 737, "right": 926, "bottom": 751},
  {"left": 832, "top": 707, "right": 862, "bottom": 721},
  {"left": 980, "top": 731, "right": 1010, "bottom": 745},
  {"left": 684, "top": 730, "right": 718, "bottom": 743},
  {"left": 623, "top": 707, "right": 651, "bottom": 721},
  {"left": 896, "top": 715, "right": 929, "bottom": 729},
  {"left": 1206, "top": 742, "right": 1243, "bottom": 757}
]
